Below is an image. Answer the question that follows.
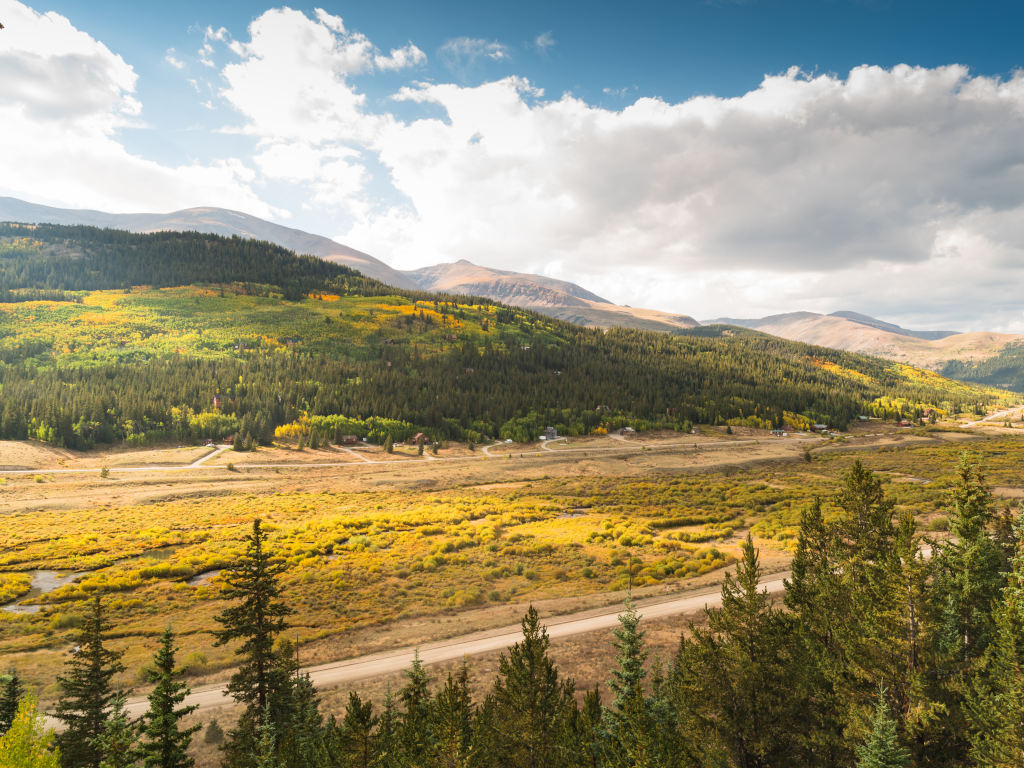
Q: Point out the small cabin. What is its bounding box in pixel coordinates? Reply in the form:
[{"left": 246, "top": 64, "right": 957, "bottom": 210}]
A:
[
  {"left": 622, "top": 427, "right": 637, "bottom": 437},
  {"left": 409, "top": 432, "right": 433, "bottom": 445},
  {"left": 771, "top": 429, "right": 787, "bottom": 437},
  {"left": 897, "top": 419, "right": 914, "bottom": 427},
  {"left": 340, "top": 435, "right": 359, "bottom": 445},
  {"left": 811, "top": 424, "right": 829, "bottom": 433},
  {"left": 543, "top": 426, "right": 559, "bottom": 440}
]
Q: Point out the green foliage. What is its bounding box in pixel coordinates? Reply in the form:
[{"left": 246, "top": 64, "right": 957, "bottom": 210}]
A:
[
  {"left": 0, "top": 226, "right": 1007, "bottom": 451},
  {"left": 213, "top": 519, "right": 294, "bottom": 768},
  {"left": 54, "top": 596, "right": 126, "bottom": 768},
  {"left": 855, "top": 693, "right": 910, "bottom": 768},
  {"left": 136, "top": 628, "right": 200, "bottom": 768},
  {"left": 474, "top": 606, "right": 578, "bottom": 768},
  {"left": 0, "top": 667, "right": 26, "bottom": 735},
  {"left": 0, "top": 694, "right": 61, "bottom": 768}
]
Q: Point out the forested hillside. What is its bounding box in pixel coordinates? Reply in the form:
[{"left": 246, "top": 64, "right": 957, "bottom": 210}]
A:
[{"left": 0, "top": 224, "right": 1009, "bottom": 449}]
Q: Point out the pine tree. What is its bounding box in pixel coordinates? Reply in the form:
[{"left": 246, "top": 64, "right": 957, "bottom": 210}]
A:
[
  {"left": 94, "top": 694, "right": 139, "bottom": 768},
  {"left": 0, "top": 694, "right": 61, "bottom": 768},
  {"left": 474, "top": 606, "right": 577, "bottom": 768},
  {"left": 428, "top": 662, "right": 473, "bottom": 768},
  {"left": 398, "top": 651, "right": 433, "bottom": 764},
  {"left": 213, "top": 519, "right": 294, "bottom": 768},
  {"left": 965, "top": 507, "right": 1024, "bottom": 767},
  {"left": 603, "top": 599, "right": 658, "bottom": 767},
  {"left": 375, "top": 688, "right": 401, "bottom": 768},
  {"left": 55, "top": 596, "right": 126, "bottom": 768},
  {"left": 280, "top": 673, "right": 326, "bottom": 768},
  {"left": 933, "top": 455, "right": 1003, "bottom": 662},
  {"left": 0, "top": 667, "right": 26, "bottom": 735},
  {"left": 855, "top": 693, "right": 910, "bottom": 768},
  {"left": 332, "top": 692, "right": 376, "bottom": 768},
  {"left": 384, "top": 435, "right": 393, "bottom": 454},
  {"left": 670, "top": 534, "right": 797, "bottom": 768},
  {"left": 136, "top": 628, "right": 200, "bottom": 768}
]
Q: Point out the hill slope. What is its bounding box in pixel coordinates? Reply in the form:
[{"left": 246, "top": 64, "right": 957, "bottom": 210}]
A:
[
  {"left": 708, "top": 310, "right": 1024, "bottom": 373},
  {"left": 1, "top": 197, "right": 697, "bottom": 332},
  {"left": 405, "top": 259, "right": 700, "bottom": 332},
  {"left": 0, "top": 223, "right": 1007, "bottom": 450},
  {"left": 0, "top": 196, "right": 415, "bottom": 289}
]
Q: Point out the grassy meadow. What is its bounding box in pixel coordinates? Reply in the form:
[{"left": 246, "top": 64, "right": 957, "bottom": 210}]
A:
[{"left": 2, "top": 429, "right": 1023, "bottom": 700}]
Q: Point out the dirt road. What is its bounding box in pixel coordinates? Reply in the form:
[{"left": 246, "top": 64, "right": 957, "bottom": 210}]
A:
[{"left": 119, "top": 572, "right": 789, "bottom": 718}]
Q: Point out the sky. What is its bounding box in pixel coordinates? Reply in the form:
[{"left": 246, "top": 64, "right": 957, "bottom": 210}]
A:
[{"left": 2, "top": 0, "right": 1024, "bottom": 330}]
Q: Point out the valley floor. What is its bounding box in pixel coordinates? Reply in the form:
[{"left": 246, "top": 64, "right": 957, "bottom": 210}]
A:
[{"left": 1, "top": 413, "right": 1023, "bottom": 766}]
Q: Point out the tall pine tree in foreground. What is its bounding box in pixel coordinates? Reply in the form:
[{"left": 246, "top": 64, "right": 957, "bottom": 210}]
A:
[
  {"left": 137, "top": 628, "right": 200, "bottom": 768},
  {"left": 671, "top": 534, "right": 798, "bottom": 768},
  {"left": 54, "top": 596, "right": 126, "bottom": 768},
  {"left": 474, "top": 606, "right": 578, "bottom": 768},
  {"left": 214, "top": 518, "right": 294, "bottom": 768}
]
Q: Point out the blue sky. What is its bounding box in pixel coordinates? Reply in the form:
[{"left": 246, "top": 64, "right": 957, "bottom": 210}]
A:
[{"left": 3, "top": 0, "right": 1024, "bottom": 328}]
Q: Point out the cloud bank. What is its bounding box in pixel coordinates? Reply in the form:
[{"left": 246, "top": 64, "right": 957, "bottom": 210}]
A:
[{"left": 5, "top": 3, "right": 1024, "bottom": 329}]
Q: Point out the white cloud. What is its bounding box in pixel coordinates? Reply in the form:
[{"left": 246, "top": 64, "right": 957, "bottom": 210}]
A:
[
  {"left": 164, "top": 48, "right": 184, "bottom": 70},
  {"left": 0, "top": 0, "right": 276, "bottom": 217},
  {"left": 337, "top": 65, "right": 1024, "bottom": 330},
  {"left": 534, "top": 32, "right": 555, "bottom": 52},
  {"left": 375, "top": 42, "right": 426, "bottom": 71},
  {"left": 439, "top": 37, "right": 509, "bottom": 69}
]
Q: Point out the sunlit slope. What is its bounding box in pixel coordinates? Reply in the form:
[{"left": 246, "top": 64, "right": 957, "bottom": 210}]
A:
[{"left": 0, "top": 224, "right": 1012, "bottom": 449}]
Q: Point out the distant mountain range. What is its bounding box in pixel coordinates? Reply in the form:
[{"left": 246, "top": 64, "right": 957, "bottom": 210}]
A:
[
  {"left": 705, "top": 310, "right": 1023, "bottom": 370},
  {"left": 3, "top": 196, "right": 1023, "bottom": 387}
]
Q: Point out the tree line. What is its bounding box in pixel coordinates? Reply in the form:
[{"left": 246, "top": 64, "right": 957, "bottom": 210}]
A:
[{"left": 2, "top": 455, "right": 1022, "bottom": 767}]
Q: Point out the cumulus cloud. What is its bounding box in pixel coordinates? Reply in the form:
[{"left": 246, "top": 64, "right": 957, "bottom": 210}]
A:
[
  {"left": 0, "top": 0, "right": 276, "bottom": 216},
  {"left": 333, "top": 65, "right": 1024, "bottom": 330},
  {"left": 375, "top": 42, "right": 426, "bottom": 71}
]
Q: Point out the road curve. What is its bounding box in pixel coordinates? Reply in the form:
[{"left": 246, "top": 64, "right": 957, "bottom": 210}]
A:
[{"left": 120, "top": 572, "right": 790, "bottom": 718}]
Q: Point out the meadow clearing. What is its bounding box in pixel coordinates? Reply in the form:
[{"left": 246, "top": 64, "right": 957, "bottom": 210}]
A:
[{"left": 1, "top": 420, "right": 1022, "bottom": 712}]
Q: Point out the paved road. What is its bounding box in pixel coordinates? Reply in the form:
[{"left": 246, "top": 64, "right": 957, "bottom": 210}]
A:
[{"left": 118, "top": 572, "right": 790, "bottom": 718}]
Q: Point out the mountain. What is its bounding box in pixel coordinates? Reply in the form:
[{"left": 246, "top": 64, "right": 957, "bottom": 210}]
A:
[
  {"left": 705, "top": 310, "right": 1024, "bottom": 372},
  {"left": 827, "top": 310, "right": 958, "bottom": 341},
  {"left": 404, "top": 259, "right": 699, "bottom": 332},
  {"left": 0, "top": 196, "right": 697, "bottom": 330},
  {"left": 0, "top": 196, "right": 416, "bottom": 289},
  {"left": 0, "top": 222, "right": 1005, "bottom": 450}
]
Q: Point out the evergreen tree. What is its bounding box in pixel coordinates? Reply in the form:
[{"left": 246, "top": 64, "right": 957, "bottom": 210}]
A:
[
  {"left": 428, "top": 663, "right": 473, "bottom": 768},
  {"left": 574, "top": 687, "right": 604, "bottom": 768},
  {"left": 55, "top": 596, "right": 126, "bottom": 768},
  {"left": 331, "top": 692, "right": 376, "bottom": 768},
  {"left": 0, "top": 667, "right": 26, "bottom": 735},
  {"left": 783, "top": 499, "right": 848, "bottom": 768},
  {"left": 213, "top": 519, "right": 294, "bottom": 768},
  {"left": 374, "top": 689, "right": 401, "bottom": 768},
  {"left": 280, "top": 673, "right": 326, "bottom": 768},
  {"left": 398, "top": 652, "right": 432, "bottom": 764},
  {"left": 965, "top": 507, "right": 1024, "bottom": 767},
  {"left": 932, "top": 455, "right": 1004, "bottom": 663},
  {"left": 0, "top": 694, "right": 61, "bottom": 768},
  {"left": 94, "top": 694, "right": 139, "bottom": 768},
  {"left": 136, "top": 628, "right": 200, "bottom": 768},
  {"left": 855, "top": 693, "right": 910, "bottom": 768},
  {"left": 670, "top": 534, "right": 797, "bottom": 768},
  {"left": 474, "top": 606, "right": 577, "bottom": 768}
]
